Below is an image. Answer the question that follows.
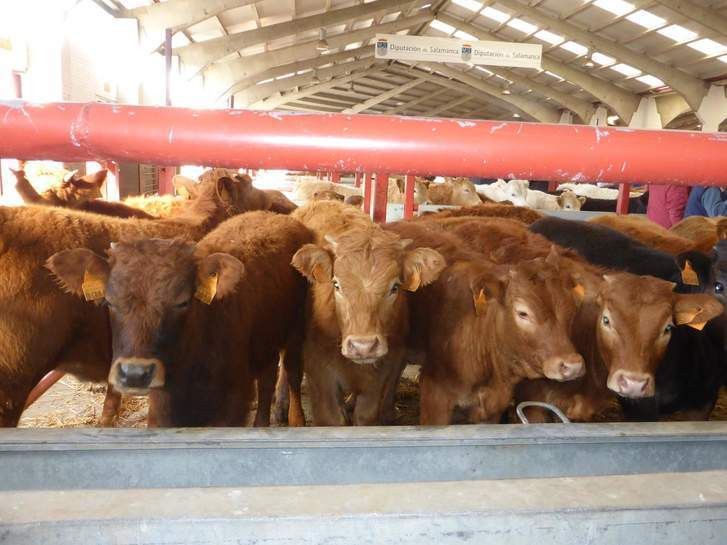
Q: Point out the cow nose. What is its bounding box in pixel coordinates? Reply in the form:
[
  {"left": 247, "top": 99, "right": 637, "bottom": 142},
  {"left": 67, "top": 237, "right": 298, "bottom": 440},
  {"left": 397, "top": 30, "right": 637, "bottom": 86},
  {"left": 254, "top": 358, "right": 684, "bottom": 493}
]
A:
[
  {"left": 616, "top": 373, "right": 650, "bottom": 398},
  {"left": 343, "top": 335, "right": 386, "bottom": 362},
  {"left": 543, "top": 353, "right": 585, "bottom": 381},
  {"left": 117, "top": 362, "right": 156, "bottom": 389}
]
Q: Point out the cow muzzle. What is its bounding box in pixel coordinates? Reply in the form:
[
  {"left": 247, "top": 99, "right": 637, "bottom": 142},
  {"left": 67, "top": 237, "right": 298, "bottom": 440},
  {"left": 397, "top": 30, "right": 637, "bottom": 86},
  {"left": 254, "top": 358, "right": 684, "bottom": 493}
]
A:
[
  {"left": 607, "top": 370, "right": 654, "bottom": 399},
  {"left": 341, "top": 335, "right": 388, "bottom": 364},
  {"left": 543, "top": 353, "right": 585, "bottom": 382},
  {"left": 110, "top": 357, "right": 166, "bottom": 394}
]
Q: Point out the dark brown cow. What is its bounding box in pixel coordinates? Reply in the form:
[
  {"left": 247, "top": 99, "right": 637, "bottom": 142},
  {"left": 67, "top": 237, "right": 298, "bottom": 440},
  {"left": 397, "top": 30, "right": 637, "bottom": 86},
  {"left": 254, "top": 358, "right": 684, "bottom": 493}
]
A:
[
  {"left": 48, "top": 212, "right": 311, "bottom": 427},
  {"left": 516, "top": 272, "right": 723, "bottom": 421},
  {"left": 0, "top": 178, "right": 252, "bottom": 427},
  {"left": 291, "top": 201, "right": 445, "bottom": 425},
  {"left": 385, "top": 221, "right": 586, "bottom": 424}
]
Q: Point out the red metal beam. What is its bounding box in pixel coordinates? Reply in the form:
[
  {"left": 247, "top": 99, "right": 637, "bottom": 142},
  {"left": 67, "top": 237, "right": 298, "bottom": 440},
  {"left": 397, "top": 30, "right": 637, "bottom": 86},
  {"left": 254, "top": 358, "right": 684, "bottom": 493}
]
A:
[
  {"left": 363, "top": 172, "right": 373, "bottom": 215},
  {"left": 372, "top": 172, "right": 389, "bottom": 224},
  {"left": 1, "top": 102, "right": 727, "bottom": 186},
  {"left": 404, "top": 174, "right": 415, "bottom": 219}
]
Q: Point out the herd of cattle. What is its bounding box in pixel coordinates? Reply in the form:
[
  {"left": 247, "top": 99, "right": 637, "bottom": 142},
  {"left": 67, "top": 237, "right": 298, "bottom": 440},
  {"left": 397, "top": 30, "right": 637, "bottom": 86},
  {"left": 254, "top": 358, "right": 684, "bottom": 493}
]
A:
[{"left": 0, "top": 167, "right": 725, "bottom": 428}]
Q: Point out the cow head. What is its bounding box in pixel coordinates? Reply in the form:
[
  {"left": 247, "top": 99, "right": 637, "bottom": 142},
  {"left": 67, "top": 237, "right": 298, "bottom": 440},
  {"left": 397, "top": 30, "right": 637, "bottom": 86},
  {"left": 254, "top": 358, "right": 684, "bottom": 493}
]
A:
[
  {"left": 707, "top": 241, "right": 727, "bottom": 307},
  {"left": 47, "top": 239, "right": 244, "bottom": 395},
  {"left": 595, "top": 272, "right": 723, "bottom": 399},
  {"left": 557, "top": 190, "right": 586, "bottom": 211},
  {"left": 503, "top": 180, "right": 529, "bottom": 207},
  {"left": 312, "top": 190, "right": 345, "bottom": 202},
  {"left": 215, "top": 174, "right": 271, "bottom": 213},
  {"left": 448, "top": 179, "right": 482, "bottom": 207},
  {"left": 54, "top": 170, "right": 106, "bottom": 204},
  {"left": 292, "top": 228, "right": 445, "bottom": 364},
  {"left": 461, "top": 248, "right": 586, "bottom": 381}
]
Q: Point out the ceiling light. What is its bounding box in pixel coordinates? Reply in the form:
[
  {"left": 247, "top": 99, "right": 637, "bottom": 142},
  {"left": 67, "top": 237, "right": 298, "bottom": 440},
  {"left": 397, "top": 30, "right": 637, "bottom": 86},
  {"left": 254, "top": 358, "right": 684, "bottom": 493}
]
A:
[
  {"left": 481, "top": 6, "right": 509, "bottom": 23},
  {"left": 611, "top": 63, "right": 641, "bottom": 77},
  {"left": 451, "top": 0, "right": 483, "bottom": 11},
  {"left": 316, "top": 28, "right": 329, "bottom": 51},
  {"left": 501, "top": 86, "right": 512, "bottom": 95},
  {"left": 512, "top": 113, "right": 521, "bottom": 118},
  {"left": 592, "top": 51, "right": 615, "bottom": 66},
  {"left": 559, "top": 41, "right": 588, "bottom": 56},
  {"left": 593, "top": 0, "right": 634, "bottom": 16},
  {"left": 626, "top": 10, "right": 665, "bottom": 29},
  {"left": 607, "top": 115, "right": 619, "bottom": 125},
  {"left": 688, "top": 38, "right": 727, "bottom": 56},
  {"left": 506, "top": 18, "right": 538, "bottom": 34},
  {"left": 534, "top": 29, "right": 564, "bottom": 45},
  {"left": 636, "top": 75, "right": 665, "bottom": 88},
  {"left": 657, "top": 24, "right": 697, "bottom": 42}
]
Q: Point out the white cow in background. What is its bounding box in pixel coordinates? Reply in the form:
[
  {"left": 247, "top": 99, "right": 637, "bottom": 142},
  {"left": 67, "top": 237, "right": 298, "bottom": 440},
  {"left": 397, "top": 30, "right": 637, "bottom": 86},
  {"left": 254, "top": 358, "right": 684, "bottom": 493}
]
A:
[{"left": 478, "top": 179, "right": 584, "bottom": 211}]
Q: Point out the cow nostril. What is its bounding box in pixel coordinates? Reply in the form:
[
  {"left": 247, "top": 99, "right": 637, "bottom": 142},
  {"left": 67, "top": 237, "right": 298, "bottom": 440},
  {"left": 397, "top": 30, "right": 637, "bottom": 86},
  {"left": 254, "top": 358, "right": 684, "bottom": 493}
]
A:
[{"left": 118, "top": 363, "right": 156, "bottom": 388}]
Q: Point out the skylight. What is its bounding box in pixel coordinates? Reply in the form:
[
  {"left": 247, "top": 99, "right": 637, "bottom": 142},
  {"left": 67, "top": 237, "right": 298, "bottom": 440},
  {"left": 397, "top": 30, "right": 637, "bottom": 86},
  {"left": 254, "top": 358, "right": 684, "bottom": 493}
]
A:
[
  {"left": 506, "top": 18, "right": 538, "bottom": 34},
  {"left": 560, "top": 41, "right": 588, "bottom": 55},
  {"left": 430, "top": 19, "right": 456, "bottom": 34},
  {"left": 611, "top": 63, "right": 641, "bottom": 77},
  {"left": 688, "top": 38, "right": 727, "bottom": 56},
  {"left": 534, "top": 29, "right": 563, "bottom": 45},
  {"left": 591, "top": 51, "right": 615, "bottom": 66},
  {"left": 657, "top": 24, "right": 698, "bottom": 42},
  {"left": 454, "top": 30, "right": 477, "bottom": 40},
  {"left": 635, "top": 75, "right": 665, "bottom": 88},
  {"left": 451, "top": 0, "right": 483, "bottom": 12},
  {"left": 481, "top": 6, "right": 509, "bottom": 23},
  {"left": 626, "top": 10, "right": 665, "bottom": 29},
  {"left": 593, "top": 0, "right": 634, "bottom": 17}
]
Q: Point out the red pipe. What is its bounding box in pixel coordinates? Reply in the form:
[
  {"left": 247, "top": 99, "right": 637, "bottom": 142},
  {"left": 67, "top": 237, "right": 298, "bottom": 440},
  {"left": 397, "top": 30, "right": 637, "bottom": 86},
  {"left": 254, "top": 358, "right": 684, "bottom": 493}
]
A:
[
  {"left": 373, "top": 172, "right": 389, "bottom": 224},
  {"left": 404, "top": 174, "right": 415, "bottom": 219},
  {"left": 616, "top": 183, "right": 631, "bottom": 215},
  {"left": 1, "top": 102, "right": 727, "bottom": 186},
  {"left": 354, "top": 172, "right": 362, "bottom": 188},
  {"left": 23, "top": 370, "right": 65, "bottom": 410},
  {"left": 363, "top": 172, "right": 373, "bottom": 214}
]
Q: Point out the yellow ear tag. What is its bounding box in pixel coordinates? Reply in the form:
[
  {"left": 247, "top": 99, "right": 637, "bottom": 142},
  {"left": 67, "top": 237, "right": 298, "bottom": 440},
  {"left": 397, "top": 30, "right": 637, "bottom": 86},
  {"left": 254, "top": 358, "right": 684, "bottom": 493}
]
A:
[
  {"left": 473, "top": 288, "right": 487, "bottom": 316},
  {"left": 681, "top": 260, "right": 700, "bottom": 287},
  {"left": 195, "top": 272, "right": 218, "bottom": 305},
  {"left": 82, "top": 270, "right": 105, "bottom": 302},
  {"left": 573, "top": 283, "right": 585, "bottom": 302}
]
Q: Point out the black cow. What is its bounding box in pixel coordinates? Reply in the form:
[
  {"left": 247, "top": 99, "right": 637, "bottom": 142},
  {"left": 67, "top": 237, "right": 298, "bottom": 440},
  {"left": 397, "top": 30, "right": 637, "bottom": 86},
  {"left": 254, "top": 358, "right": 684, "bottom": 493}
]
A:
[{"left": 530, "top": 216, "right": 724, "bottom": 420}]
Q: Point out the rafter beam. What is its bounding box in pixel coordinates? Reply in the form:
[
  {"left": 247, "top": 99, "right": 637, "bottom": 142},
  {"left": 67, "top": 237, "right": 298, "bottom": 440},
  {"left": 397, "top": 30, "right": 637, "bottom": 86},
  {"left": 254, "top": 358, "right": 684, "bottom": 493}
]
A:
[
  {"left": 123, "top": 0, "right": 258, "bottom": 35},
  {"left": 237, "top": 58, "right": 380, "bottom": 107},
  {"left": 174, "top": 0, "right": 423, "bottom": 67},
  {"left": 342, "top": 77, "right": 426, "bottom": 113},
  {"left": 415, "top": 62, "right": 560, "bottom": 123},
  {"left": 436, "top": 13, "right": 640, "bottom": 123},
  {"left": 254, "top": 69, "right": 382, "bottom": 110},
  {"left": 654, "top": 0, "right": 727, "bottom": 36},
  {"left": 207, "top": 12, "right": 432, "bottom": 96},
  {"left": 422, "top": 96, "right": 473, "bottom": 117},
  {"left": 384, "top": 86, "right": 450, "bottom": 114},
  {"left": 494, "top": 0, "right": 707, "bottom": 110}
]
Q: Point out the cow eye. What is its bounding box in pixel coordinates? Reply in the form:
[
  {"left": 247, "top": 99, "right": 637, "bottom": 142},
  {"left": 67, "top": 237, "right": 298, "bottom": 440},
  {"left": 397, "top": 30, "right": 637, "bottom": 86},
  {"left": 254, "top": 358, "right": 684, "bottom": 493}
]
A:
[
  {"left": 715, "top": 282, "right": 724, "bottom": 294},
  {"left": 602, "top": 315, "right": 611, "bottom": 327},
  {"left": 390, "top": 282, "right": 400, "bottom": 296},
  {"left": 332, "top": 279, "right": 341, "bottom": 291},
  {"left": 175, "top": 300, "right": 190, "bottom": 310},
  {"left": 516, "top": 310, "right": 529, "bottom": 320},
  {"left": 664, "top": 323, "right": 674, "bottom": 334}
]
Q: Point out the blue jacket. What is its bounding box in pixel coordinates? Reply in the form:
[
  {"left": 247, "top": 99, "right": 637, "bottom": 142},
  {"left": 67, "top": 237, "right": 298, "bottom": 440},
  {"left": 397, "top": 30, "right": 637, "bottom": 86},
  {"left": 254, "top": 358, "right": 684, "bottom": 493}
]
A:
[{"left": 685, "top": 186, "right": 727, "bottom": 217}]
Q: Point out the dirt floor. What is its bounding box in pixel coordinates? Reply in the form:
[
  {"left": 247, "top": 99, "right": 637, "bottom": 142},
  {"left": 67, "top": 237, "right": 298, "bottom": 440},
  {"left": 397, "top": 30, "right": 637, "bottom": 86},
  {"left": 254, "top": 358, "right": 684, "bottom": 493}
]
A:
[{"left": 17, "top": 365, "right": 727, "bottom": 428}]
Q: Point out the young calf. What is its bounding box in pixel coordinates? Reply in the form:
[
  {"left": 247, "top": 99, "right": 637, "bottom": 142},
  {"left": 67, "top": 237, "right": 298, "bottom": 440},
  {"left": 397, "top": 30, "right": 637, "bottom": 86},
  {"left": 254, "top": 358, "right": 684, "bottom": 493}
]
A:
[
  {"left": 526, "top": 188, "right": 584, "bottom": 211},
  {"left": 291, "top": 201, "right": 445, "bottom": 425},
  {"left": 48, "top": 212, "right": 311, "bottom": 427}
]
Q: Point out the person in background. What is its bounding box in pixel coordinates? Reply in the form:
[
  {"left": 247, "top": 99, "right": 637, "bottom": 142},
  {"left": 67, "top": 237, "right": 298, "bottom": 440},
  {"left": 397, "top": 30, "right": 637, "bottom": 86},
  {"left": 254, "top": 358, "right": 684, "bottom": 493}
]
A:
[
  {"left": 684, "top": 185, "right": 727, "bottom": 218},
  {"left": 646, "top": 184, "right": 689, "bottom": 228}
]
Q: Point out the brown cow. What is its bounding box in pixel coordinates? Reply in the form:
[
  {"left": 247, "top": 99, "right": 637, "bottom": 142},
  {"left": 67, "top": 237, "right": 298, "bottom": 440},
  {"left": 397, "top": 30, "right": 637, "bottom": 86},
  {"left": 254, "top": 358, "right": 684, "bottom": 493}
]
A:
[
  {"left": 312, "top": 190, "right": 345, "bottom": 202},
  {"left": 419, "top": 203, "right": 544, "bottom": 224},
  {"left": 515, "top": 272, "right": 723, "bottom": 421},
  {"left": 384, "top": 221, "right": 586, "bottom": 424},
  {"left": 344, "top": 195, "right": 364, "bottom": 208},
  {"left": 291, "top": 201, "right": 445, "bottom": 425},
  {"left": 590, "top": 214, "right": 696, "bottom": 255},
  {"left": 424, "top": 178, "right": 482, "bottom": 207},
  {"left": 670, "top": 216, "right": 727, "bottom": 253},
  {"left": 47, "top": 212, "right": 311, "bottom": 427},
  {"left": 0, "top": 177, "right": 253, "bottom": 427}
]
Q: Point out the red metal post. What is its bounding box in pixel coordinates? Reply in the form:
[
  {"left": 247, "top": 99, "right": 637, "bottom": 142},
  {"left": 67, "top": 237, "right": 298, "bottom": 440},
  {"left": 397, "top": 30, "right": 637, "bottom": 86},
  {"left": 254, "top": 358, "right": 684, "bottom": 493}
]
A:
[
  {"left": 547, "top": 180, "right": 558, "bottom": 192},
  {"left": 354, "top": 171, "right": 362, "bottom": 188},
  {"left": 404, "top": 174, "right": 415, "bottom": 219},
  {"left": 372, "top": 172, "right": 389, "bottom": 224},
  {"left": 616, "top": 183, "right": 631, "bottom": 215},
  {"left": 23, "top": 370, "right": 65, "bottom": 410},
  {"left": 363, "top": 172, "right": 373, "bottom": 215},
  {"left": 330, "top": 171, "right": 341, "bottom": 183},
  {"left": 1, "top": 103, "right": 727, "bottom": 187}
]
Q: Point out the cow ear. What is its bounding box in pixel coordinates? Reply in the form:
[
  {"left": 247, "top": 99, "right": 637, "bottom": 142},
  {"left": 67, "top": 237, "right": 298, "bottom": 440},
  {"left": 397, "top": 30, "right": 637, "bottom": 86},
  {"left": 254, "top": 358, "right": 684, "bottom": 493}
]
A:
[
  {"left": 234, "top": 174, "right": 253, "bottom": 189},
  {"left": 556, "top": 194, "right": 564, "bottom": 206},
  {"left": 172, "top": 175, "right": 200, "bottom": 199},
  {"left": 402, "top": 248, "right": 446, "bottom": 292},
  {"left": 291, "top": 244, "right": 333, "bottom": 283},
  {"left": 195, "top": 253, "right": 244, "bottom": 304},
  {"left": 46, "top": 248, "right": 109, "bottom": 302},
  {"left": 216, "top": 176, "right": 238, "bottom": 203},
  {"left": 89, "top": 170, "right": 107, "bottom": 187},
  {"left": 673, "top": 294, "right": 724, "bottom": 330},
  {"left": 469, "top": 271, "right": 506, "bottom": 314},
  {"left": 578, "top": 196, "right": 586, "bottom": 205}
]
